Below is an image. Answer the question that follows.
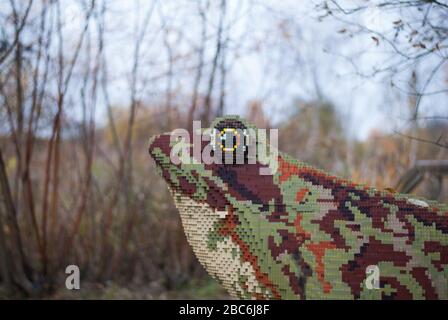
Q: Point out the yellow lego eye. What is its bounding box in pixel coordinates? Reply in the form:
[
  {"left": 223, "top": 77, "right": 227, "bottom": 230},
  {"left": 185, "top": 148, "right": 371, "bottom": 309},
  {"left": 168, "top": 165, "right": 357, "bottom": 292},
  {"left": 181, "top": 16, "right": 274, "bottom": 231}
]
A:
[{"left": 218, "top": 128, "right": 240, "bottom": 152}]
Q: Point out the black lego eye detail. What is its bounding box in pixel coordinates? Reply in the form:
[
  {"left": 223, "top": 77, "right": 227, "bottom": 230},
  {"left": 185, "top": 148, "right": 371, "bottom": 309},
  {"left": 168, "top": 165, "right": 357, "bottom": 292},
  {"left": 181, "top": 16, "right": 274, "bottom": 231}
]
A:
[{"left": 211, "top": 119, "right": 250, "bottom": 164}]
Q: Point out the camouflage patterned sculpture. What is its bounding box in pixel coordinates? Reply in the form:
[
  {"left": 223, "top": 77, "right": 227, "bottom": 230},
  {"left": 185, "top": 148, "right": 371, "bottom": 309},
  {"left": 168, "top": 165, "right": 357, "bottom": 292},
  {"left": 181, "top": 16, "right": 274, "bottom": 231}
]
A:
[{"left": 148, "top": 116, "right": 448, "bottom": 299}]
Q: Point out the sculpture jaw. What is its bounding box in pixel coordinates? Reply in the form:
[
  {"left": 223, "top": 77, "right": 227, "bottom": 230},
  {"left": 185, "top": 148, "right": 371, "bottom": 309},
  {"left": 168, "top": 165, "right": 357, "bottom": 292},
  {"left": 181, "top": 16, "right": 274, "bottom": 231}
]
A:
[{"left": 170, "top": 190, "right": 266, "bottom": 299}]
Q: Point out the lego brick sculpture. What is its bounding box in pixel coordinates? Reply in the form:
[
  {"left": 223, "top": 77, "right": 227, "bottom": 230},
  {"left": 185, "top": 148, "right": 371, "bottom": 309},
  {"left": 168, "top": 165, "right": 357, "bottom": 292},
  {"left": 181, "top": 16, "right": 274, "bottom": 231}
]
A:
[{"left": 148, "top": 116, "right": 448, "bottom": 299}]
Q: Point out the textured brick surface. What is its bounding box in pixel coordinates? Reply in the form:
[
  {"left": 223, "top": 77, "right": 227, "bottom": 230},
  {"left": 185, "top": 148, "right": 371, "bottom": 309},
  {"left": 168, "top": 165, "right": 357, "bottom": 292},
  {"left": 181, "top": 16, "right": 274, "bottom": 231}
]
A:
[{"left": 149, "top": 116, "right": 448, "bottom": 300}]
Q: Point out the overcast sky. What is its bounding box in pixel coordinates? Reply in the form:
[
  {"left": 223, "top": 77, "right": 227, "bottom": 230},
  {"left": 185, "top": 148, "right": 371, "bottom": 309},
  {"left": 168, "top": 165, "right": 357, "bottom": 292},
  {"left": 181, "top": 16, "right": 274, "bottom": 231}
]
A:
[{"left": 59, "top": 0, "right": 447, "bottom": 140}]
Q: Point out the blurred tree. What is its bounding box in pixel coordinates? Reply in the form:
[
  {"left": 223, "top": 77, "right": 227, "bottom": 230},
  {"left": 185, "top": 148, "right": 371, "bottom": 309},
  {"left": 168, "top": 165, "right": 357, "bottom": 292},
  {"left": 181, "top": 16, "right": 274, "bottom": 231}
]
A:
[
  {"left": 278, "top": 99, "right": 347, "bottom": 175},
  {"left": 246, "top": 100, "right": 270, "bottom": 129}
]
